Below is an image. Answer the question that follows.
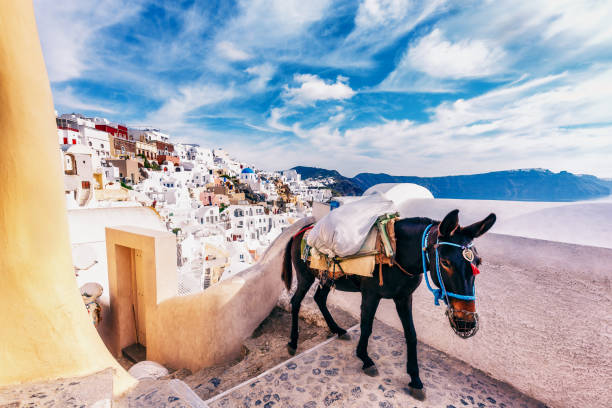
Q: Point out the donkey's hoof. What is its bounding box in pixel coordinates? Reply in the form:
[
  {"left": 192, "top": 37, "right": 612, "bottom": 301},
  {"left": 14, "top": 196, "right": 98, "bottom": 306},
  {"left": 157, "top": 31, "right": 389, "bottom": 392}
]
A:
[
  {"left": 363, "top": 365, "right": 379, "bottom": 377},
  {"left": 408, "top": 386, "right": 426, "bottom": 401},
  {"left": 337, "top": 332, "right": 351, "bottom": 341},
  {"left": 287, "top": 344, "right": 297, "bottom": 356}
]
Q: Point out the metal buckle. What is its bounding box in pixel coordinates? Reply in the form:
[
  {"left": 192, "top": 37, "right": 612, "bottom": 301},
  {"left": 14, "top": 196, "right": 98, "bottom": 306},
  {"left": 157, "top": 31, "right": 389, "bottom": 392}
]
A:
[{"left": 462, "top": 248, "right": 474, "bottom": 262}]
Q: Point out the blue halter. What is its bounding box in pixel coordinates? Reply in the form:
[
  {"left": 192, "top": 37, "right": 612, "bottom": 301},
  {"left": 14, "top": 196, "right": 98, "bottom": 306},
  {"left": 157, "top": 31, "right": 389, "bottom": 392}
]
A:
[{"left": 421, "top": 224, "right": 476, "bottom": 306}]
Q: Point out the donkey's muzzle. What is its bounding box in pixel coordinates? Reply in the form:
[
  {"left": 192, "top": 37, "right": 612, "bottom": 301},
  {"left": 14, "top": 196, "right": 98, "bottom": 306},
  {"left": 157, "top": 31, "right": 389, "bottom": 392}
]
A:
[{"left": 446, "top": 308, "right": 479, "bottom": 339}]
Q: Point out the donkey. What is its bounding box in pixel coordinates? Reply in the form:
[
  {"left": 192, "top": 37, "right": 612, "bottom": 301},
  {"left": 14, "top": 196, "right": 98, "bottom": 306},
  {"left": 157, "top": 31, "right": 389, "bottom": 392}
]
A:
[{"left": 281, "top": 209, "right": 496, "bottom": 398}]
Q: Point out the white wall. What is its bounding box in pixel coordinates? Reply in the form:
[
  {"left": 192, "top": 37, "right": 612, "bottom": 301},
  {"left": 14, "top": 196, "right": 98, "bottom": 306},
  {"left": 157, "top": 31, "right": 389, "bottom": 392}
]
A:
[
  {"left": 67, "top": 207, "right": 167, "bottom": 347},
  {"left": 398, "top": 198, "right": 612, "bottom": 249}
]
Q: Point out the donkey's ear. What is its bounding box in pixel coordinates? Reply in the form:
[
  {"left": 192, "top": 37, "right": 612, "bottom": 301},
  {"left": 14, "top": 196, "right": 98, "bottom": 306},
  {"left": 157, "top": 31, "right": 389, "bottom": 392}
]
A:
[
  {"left": 439, "top": 209, "right": 460, "bottom": 237},
  {"left": 462, "top": 213, "right": 496, "bottom": 238}
]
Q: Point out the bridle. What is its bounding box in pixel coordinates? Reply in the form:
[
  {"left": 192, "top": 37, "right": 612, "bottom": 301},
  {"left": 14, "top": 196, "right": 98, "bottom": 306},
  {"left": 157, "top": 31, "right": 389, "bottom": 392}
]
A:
[
  {"left": 421, "top": 223, "right": 479, "bottom": 338},
  {"left": 421, "top": 224, "right": 476, "bottom": 306}
]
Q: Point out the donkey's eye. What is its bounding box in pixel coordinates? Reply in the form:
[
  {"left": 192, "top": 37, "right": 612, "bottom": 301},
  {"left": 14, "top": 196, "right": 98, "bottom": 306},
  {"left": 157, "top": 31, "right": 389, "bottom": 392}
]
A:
[{"left": 441, "top": 259, "right": 452, "bottom": 267}]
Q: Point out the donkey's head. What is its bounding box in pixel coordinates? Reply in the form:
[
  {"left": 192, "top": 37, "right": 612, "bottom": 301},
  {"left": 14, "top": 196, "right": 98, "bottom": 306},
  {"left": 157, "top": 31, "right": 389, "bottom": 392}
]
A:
[{"left": 429, "top": 209, "right": 496, "bottom": 338}]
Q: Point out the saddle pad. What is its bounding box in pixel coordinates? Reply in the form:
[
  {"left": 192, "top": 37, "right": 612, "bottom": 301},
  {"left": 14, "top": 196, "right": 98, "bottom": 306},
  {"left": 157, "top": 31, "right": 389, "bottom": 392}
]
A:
[{"left": 308, "top": 227, "right": 377, "bottom": 278}]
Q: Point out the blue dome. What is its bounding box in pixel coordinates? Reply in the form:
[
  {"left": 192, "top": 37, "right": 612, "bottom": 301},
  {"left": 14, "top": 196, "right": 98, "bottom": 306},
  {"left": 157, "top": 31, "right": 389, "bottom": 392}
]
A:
[{"left": 241, "top": 167, "right": 254, "bottom": 174}]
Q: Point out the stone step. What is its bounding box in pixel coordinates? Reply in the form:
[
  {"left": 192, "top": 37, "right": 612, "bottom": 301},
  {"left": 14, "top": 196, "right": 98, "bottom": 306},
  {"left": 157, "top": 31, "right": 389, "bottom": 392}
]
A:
[
  {"left": 0, "top": 368, "right": 113, "bottom": 408},
  {"left": 116, "top": 378, "right": 209, "bottom": 408}
]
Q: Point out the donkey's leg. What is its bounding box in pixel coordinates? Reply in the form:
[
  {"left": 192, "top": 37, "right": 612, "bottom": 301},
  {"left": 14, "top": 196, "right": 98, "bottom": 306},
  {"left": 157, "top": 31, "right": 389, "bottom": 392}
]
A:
[
  {"left": 394, "top": 295, "right": 425, "bottom": 400},
  {"left": 356, "top": 291, "right": 381, "bottom": 376},
  {"left": 313, "top": 285, "right": 349, "bottom": 339},
  {"left": 287, "top": 272, "right": 314, "bottom": 355}
]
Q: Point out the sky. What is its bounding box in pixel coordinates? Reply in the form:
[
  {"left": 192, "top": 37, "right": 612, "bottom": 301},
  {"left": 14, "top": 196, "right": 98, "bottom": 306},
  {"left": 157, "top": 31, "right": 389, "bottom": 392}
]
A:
[{"left": 34, "top": 0, "right": 612, "bottom": 177}]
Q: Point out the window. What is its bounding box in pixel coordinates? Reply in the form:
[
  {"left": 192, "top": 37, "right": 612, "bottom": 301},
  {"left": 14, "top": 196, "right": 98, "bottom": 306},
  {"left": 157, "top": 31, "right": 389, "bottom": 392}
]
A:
[
  {"left": 88, "top": 141, "right": 92, "bottom": 146},
  {"left": 72, "top": 139, "right": 76, "bottom": 144},
  {"left": 63, "top": 137, "right": 68, "bottom": 144}
]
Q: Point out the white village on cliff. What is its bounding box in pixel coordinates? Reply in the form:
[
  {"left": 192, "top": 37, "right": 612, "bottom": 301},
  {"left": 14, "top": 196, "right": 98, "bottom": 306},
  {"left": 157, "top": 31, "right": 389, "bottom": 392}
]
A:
[{"left": 58, "top": 112, "right": 334, "bottom": 295}]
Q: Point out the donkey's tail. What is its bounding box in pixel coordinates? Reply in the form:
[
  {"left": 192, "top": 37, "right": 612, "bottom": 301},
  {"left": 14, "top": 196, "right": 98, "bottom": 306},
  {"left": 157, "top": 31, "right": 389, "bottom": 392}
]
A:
[{"left": 281, "top": 236, "right": 294, "bottom": 292}]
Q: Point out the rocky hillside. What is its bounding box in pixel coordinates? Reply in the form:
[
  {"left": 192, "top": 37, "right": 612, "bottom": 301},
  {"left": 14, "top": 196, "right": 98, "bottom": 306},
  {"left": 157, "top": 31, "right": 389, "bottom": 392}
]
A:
[{"left": 291, "top": 167, "right": 610, "bottom": 201}]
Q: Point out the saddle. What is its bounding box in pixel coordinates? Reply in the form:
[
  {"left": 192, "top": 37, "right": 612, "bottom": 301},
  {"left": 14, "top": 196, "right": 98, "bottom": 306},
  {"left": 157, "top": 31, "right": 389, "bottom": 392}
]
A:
[{"left": 301, "top": 213, "right": 399, "bottom": 285}]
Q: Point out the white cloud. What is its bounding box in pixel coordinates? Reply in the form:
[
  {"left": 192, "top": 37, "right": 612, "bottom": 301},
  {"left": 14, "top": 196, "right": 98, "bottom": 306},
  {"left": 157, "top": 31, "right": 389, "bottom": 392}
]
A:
[
  {"left": 266, "top": 108, "right": 292, "bottom": 132},
  {"left": 34, "top": 0, "right": 142, "bottom": 82},
  {"left": 402, "top": 29, "right": 505, "bottom": 79},
  {"left": 528, "top": 1, "right": 612, "bottom": 47},
  {"left": 428, "top": 1, "right": 612, "bottom": 74},
  {"left": 284, "top": 74, "right": 355, "bottom": 105},
  {"left": 325, "top": 0, "right": 448, "bottom": 68},
  {"left": 245, "top": 63, "right": 276, "bottom": 92},
  {"left": 377, "top": 1, "right": 612, "bottom": 92},
  {"left": 52, "top": 87, "right": 117, "bottom": 114},
  {"left": 355, "top": 0, "right": 434, "bottom": 28},
  {"left": 276, "top": 66, "right": 612, "bottom": 177},
  {"left": 217, "top": 41, "right": 252, "bottom": 61},
  {"left": 215, "top": 0, "right": 331, "bottom": 59},
  {"left": 144, "top": 82, "right": 237, "bottom": 131}
]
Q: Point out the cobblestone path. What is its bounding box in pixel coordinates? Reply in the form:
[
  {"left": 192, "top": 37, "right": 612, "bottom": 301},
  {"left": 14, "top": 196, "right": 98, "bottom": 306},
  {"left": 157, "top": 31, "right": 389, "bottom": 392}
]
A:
[{"left": 205, "top": 320, "right": 547, "bottom": 408}]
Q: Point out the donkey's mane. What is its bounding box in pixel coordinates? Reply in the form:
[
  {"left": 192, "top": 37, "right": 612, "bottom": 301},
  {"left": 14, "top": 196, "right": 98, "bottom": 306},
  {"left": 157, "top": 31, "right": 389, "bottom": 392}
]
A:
[{"left": 398, "top": 216, "right": 439, "bottom": 226}]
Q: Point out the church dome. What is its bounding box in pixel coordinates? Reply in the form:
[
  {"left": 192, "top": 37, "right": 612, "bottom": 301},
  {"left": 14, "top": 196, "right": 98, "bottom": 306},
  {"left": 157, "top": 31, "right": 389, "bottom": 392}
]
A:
[{"left": 241, "top": 167, "right": 254, "bottom": 174}]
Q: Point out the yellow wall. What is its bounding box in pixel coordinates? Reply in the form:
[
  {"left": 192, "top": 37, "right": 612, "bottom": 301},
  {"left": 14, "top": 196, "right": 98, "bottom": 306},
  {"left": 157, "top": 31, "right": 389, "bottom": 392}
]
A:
[{"left": 0, "top": 1, "right": 135, "bottom": 396}]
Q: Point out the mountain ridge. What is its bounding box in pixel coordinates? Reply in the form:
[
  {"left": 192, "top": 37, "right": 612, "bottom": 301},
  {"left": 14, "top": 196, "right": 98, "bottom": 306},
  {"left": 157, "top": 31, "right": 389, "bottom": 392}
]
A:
[{"left": 290, "top": 167, "right": 611, "bottom": 201}]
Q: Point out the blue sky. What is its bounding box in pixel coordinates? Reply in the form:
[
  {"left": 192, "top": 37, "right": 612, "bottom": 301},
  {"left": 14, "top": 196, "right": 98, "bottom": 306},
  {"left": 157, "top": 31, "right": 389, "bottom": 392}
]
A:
[{"left": 34, "top": 0, "right": 612, "bottom": 177}]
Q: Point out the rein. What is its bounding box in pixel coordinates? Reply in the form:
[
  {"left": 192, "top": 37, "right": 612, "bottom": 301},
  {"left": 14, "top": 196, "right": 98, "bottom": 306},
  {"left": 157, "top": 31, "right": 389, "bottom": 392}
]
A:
[{"left": 421, "top": 224, "right": 476, "bottom": 307}]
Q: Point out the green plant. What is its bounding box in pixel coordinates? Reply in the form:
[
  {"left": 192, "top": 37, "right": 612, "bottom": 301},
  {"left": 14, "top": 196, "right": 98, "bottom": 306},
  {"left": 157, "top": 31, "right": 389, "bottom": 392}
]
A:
[
  {"left": 219, "top": 203, "right": 228, "bottom": 213},
  {"left": 172, "top": 227, "right": 181, "bottom": 235},
  {"left": 138, "top": 154, "right": 152, "bottom": 169},
  {"left": 120, "top": 181, "right": 133, "bottom": 190}
]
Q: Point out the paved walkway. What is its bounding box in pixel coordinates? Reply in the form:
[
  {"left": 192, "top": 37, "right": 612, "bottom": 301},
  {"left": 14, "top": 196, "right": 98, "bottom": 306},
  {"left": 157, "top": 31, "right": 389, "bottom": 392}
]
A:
[
  {"left": 205, "top": 320, "right": 547, "bottom": 408},
  {"left": 0, "top": 368, "right": 113, "bottom": 408}
]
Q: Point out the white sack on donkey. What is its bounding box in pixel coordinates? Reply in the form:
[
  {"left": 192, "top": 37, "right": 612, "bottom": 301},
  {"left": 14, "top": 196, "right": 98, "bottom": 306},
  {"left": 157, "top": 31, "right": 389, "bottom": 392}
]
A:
[{"left": 306, "top": 194, "right": 397, "bottom": 258}]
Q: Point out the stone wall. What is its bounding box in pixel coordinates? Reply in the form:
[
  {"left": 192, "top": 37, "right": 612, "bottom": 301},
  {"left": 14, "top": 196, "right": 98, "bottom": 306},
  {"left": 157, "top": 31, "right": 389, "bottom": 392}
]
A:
[{"left": 146, "top": 218, "right": 314, "bottom": 372}]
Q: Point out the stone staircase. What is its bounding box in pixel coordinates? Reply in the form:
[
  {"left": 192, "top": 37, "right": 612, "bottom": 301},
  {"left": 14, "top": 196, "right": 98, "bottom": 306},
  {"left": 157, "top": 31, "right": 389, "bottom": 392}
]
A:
[
  {"left": 0, "top": 292, "right": 549, "bottom": 408},
  {"left": 0, "top": 320, "right": 548, "bottom": 408}
]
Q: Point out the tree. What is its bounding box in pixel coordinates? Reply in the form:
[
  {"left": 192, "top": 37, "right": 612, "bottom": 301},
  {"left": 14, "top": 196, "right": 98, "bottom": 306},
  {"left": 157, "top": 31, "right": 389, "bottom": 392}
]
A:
[{"left": 137, "top": 153, "right": 158, "bottom": 170}]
